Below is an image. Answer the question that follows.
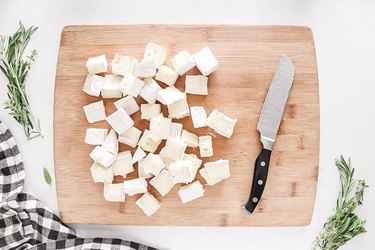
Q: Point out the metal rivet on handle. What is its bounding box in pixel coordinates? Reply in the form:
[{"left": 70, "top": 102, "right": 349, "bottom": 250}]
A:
[
  {"left": 252, "top": 197, "right": 258, "bottom": 203},
  {"left": 260, "top": 161, "right": 266, "bottom": 166},
  {"left": 258, "top": 180, "right": 263, "bottom": 185}
]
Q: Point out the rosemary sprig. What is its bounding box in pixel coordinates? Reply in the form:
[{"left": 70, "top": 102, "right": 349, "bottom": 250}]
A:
[
  {"left": 314, "top": 156, "right": 368, "bottom": 250},
  {"left": 0, "top": 22, "right": 42, "bottom": 140}
]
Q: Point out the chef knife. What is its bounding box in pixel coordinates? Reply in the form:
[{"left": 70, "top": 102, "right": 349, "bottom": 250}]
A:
[{"left": 242, "top": 55, "right": 295, "bottom": 214}]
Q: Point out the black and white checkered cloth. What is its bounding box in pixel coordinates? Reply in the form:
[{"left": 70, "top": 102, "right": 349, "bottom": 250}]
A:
[{"left": 0, "top": 121, "right": 156, "bottom": 250}]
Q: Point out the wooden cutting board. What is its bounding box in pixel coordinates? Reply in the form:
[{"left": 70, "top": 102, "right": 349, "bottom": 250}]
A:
[{"left": 54, "top": 25, "right": 319, "bottom": 226}]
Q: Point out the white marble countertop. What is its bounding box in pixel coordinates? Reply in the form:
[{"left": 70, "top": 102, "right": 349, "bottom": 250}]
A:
[{"left": 0, "top": 0, "right": 374, "bottom": 249}]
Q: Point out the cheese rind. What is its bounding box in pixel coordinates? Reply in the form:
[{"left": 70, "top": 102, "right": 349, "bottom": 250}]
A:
[
  {"left": 120, "top": 73, "right": 145, "bottom": 97},
  {"left": 85, "top": 128, "right": 108, "bottom": 145},
  {"left": 167, "top": 94, "right": 190, "bottom": 119},
  {"left": 86, "top": 55, "right": 108, "bottom": 74},
  {"left": 135, "top": 193, "right": 161, "bottom": 216},
  {"left": 206, "top": 109, "right": 237, "bottom": 138},
  {"left": 157, "top": 86, "right": 185, "bottom": 105},
  {"left": 185, "top": 75, "right": 208, "bottom": 95},
  {"left": 138, "top": 129, "right": 162, "bottom": 153},
  {"left": 171, "top": 50, "right": 195, "bottom": 75},
  {"left": 134, "top": 60, "right": 156, "bottom": 78},
  {"left": 150, "top": 169, "right": 175, "bottom": 196},
  {"left": 103, "top": 183, "right": 125, "bottom": 202},
  {"left": 159, "top": 137, "right": 187, "bottom": 161},
  {"left": 102, "top": 129, "right": 118, "bottom": 156},
  {"left": 155, "top": 65, "right": 179, "bottom": 86},
  {"left": 106, "top": 108, "right": 134, "bottom": 135},
  {"left": 89, "top": 146, "right": 115, "bottom": 168},
  {"left": 198, "top": 135, "right": 213, "bottom": 157},
  {"left": 178, "top": 181, "right": 205, "bottom": 203},
  {"left": 138, "top": 153, "right": 165, "bottom": 176},
  {"left": 83, "top": 100, "right": 106, "bottom": 123},
  {"left": 190, "top": 106, "right": 207, "bottom": 128},
  {"left": 169, "top": 122, "right": 183, "bottom": 139},
  {"left": 111, "top": 54, "right": 137, "bottom": 76},
  {"left": 114, "top": 96, "right": 140, "bottom": 115},
  {"left": 204, "top": 159, "right": 230, "bottom": 180},
  {"left": 169, "top": 160, "right": 193, "bottom": 184},
  {"left": 90, "top": 162, "right": 114, "bottom": 183},
  {"left": 143, "top": 42, "right": 167, "bottom": 69},
  {"left": 140, "top": 104, "right": 161, "bottom": 120},
  {"left": 122, "top": 177, "right": 147, "bottom": 196},
  {"left": 138, "top": 161, "right": 154, "bottom": 179},
  {"left": 183, "top": 153, "right": 202, "bottom": 181},
  {"left": 180, "top": 130, "right": 199, "bottom": 148},
  {"left": 132, "top": 147, "right": 146, "bottom": 164},
  {"left": 101, "top": 74, "right": 123, "bottom": 98},
  {"left": 82, "top": 74, "right": 105, "bottom": 97},
  {"left": 149, "top": 114, "right": 172, "bottom": 141},
  {"left": 113, "top": 151, "right": 134, "bottom": 177},
  {"left": 119, "top": 126, "right": 142, "bottom": 148},
  {"left": 192, "top": 47, "right": 219, "bottom": 76},
  {"left": 199, "top": 167, "right": 227, "bottom": 186},
  {"left": 139, "top": 78, "right": 162, "bottom": 104}
]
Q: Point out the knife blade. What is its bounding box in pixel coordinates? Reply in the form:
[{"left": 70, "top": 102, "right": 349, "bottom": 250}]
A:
[{"left": 242, "top": 55, "right": 295, "bottom": 214}]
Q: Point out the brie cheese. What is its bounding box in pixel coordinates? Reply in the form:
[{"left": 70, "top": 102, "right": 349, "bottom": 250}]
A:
[
  {"left": 149, "top": 113, "right": 172, "bottom": 141},
  {"left": 138, "top": 129, "right": 162, "bottom": 153},
  {"left": 204, "top": 159, "right": 230, "bottom": 180},
  {"left": 180, "top": 130, "right": 199, "bottom": 148},
  {"left": 171, "top": 50, "right": 195, "bottom": 75},
  {"left": 135, "top": 193, "right": 161, "bottom": 216},
  {"left": 169, "top": 122, "right": 183, "bottom": 138},
  {"left": 83, "top": 100, "right": 106, "bottom": 123},
  {"left": 183, "top": 153, "right": 202, "bottom": 181},
  {"left": 167, "top": 94, "right": 190, "bottom": 119},
  {"left": 143, "top": 42, "right": 167, "bottom": 69},
  {"left": 134, "top": 60, "right": 156, "bottom": 78},
  {"left": 139, "top": 78, "right": 162, "bottom": 104},
  {"left": 111, "top": 54, "right": 137, "bottom": 76},
  {"left": 155, "top": 65, "right": 179, "bottom": 86},
  {"left": 102, "top": 129, "right": 119, "bottom": 156},
  {"left": 132, "top": 146, "right": 146, "bottom": 164},
  {"left": 140, "top": 104, "right": 161, "bottom": 120},
  {"left": 190, "top": 106, "right": 207, "bottom": 128},
  {"left": 101, "top": 74, "right": 123, "bottom": 98},
  {"left": 113, "top": 151, "right": 134, "bottom": 178},
  {"left": 120, "top": 73, "right": 145, "bottom": 97},
  {"left": 185, "top": 75, "right": 208, "bottom": 95},
  {"left": 114, "top": 96, "right": 140, "bottom": 115},
  {"left": 89, "top": 146, "right": 115, "bottom": 168},
  {"left": 169, "top": 160, "right": 193, "bottom": 184},
  {"left": 119, "top": 126, "right": 142, "bottom": 148},
  {"left": 199, "top": 166, "right": 227, "bottom": 186},
  {"left": 157, "top": 86, "right": 185, "bottom": 105},
  {"left": 86, "top": 55, "right": 108, "bottom": 74},
  {"left": 159, "top": 137, "right": 187, "bottom": 161},
  {"left": 85, "top": 128, "right": 108, "bottom": 145},
  {"left": 198, "top": 135, "right": 213, "bottom": 157},
  {"left": 122, "top": 177, "right": 147, "bottom": 196},
  {"left": 82, "top": 74, "right": 105, "bottom": 97},
  {"left": 138, "top": 153, "right": 165, "bottom": 176},
  {"left": 178, "top": 181, "right": 204, "bottom": 203},
  {"left": 206, "top": 109, "right": 237, "bottom": 138},
  {"left": 138, "top": 161, "right": 154, "bottom": 179},
  {"left": 90, "top": 162, "right": 114, "bottom": 183},
  {"left": 150, "top": 169, "right": 175, "bottom": 196},
  {"left": 192, "top": 47, "right": 219, "bottom": 76},
  {"left": 106, "top": 108, "right": 134, "bottom": 135},
  {"left": 103, "top": 183, "right": 125, "bottom": 202}
]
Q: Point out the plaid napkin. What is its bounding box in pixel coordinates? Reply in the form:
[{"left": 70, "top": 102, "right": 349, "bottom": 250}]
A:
[{"left": 0, "top": 121, "right": 156, "bottom": 250}]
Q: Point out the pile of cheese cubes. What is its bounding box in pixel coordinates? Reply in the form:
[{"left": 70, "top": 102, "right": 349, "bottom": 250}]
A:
[{"left": 83, "top": 42, "right": 237, "bottom": 216}]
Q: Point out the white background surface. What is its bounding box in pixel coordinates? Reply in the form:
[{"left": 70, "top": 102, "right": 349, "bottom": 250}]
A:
[{"left": 0, "top": 0, "right": 374, "bottom": 249}]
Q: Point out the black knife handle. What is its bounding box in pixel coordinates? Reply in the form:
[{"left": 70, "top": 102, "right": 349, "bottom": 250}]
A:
[{"left": 242, "top": 148, "right": 271, "bottom": 214}]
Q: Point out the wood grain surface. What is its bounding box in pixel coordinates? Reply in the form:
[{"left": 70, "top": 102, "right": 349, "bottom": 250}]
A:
[{"left": 54, "top": 25, "right": 319, "bottom": 226}]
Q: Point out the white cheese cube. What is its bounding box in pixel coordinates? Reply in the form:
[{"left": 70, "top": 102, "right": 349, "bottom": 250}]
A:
[
  {"left": 106, "top": 108, "right": 134, "bottom": 135},
  {"left": 204, "top": 159, "right": 230, "bottom": 180},
  {"left": 89, "top": 146, "right": 115, "bottom": 168},
  {"left": 192, "top": 47, "right": 219, "bottom": 76},
  {"left": 101, "top": 74, "right": 123, "bottom": 98},
  {"left": 119, "top": 126, "right": 142, "bottom": 148},
  {"left": 86, "top": 55, "right": 108, "bottom": 74},
  {"left": 139, "top": 78, "right": 162, "bottom": 104},
  {"left": 90, "top": 162, "right": 114, "bottom": 183},
  {"left": 169, "top": 160, "right": 193, "bottom": 184},
  {"left": 103, "top": 183, "right": 125, "bottom": 202},
  {"left": 159, "top": 137, "right": 187, "bottom": 161},
  {"left": 199, "top": 135, "right": 213, "bottom": 157},
  {"left": 140, "top": 104, "right": 161, "bottom": 120},
  {"left": 190, "top": 106, "right": 207, "bottom": 128},
  {"left": 134, "top": 60, "right": 156, "bottom": 78},
  {"left": 167, "top": 95, "right": 190, "bottom": 119},
  {"left": 135, "top": 193, "right": 161, "bottom": 216},
  {"left": 180, "top": 130, "right": 199, "bottom": 148},
  {"left": 199, "top": 167, "right": 226, "bottom": 186},
  {"left": 157, "top": 86, "right": 185, "bottom": 105},
  {"left": 85, "top": 128, "right": 108, "bottom": 145},
  {"left": 185, "top": 75, "right": 208, "bottom": 95},
  {"left": 169, "top": 122, "right": 183, "bottom": 138},
  {"left": 114, "top": 96, "right": 140, "bottom": 115},
  {"left": 102, "top": 129, "right": 119, "bottom": 157},
  {"left": 159, "top": 155, "right": 174, "bottom": 170},
  {"left": 178, "top": 181, "right": 205, "bottom": 203},
  {"left": 132, "top": 146, "right": 146, "bottom": 164},
  {"left": 82, "top": 74, "right": 105, "bottom": 97},
  {"left": 171, "top": 50, "right": 195, "bottom": 75},
  {"left": 150, "top": 169, "right": 175, "bottom": 196},
  {"left": 183, "top": 153, "right": 202, "bottom": 181},
  {"left": 155, "top": 65, "right": 179, "bottom": 86},
  {"left": 111, "top": 54, "right": 137, "bottom": 76},
  {"left": 139, "top": 153, "right": 165, "bottom": 176},
  {"left": 83, "top": 100, "right": 106, "bottom": 123},
  {"left": 138, "top": 129, "right": 162, "bottom": 153},
  {"left": 122, "top": 177, "right": 147, "bottom": 196},
  {"left": 138, "top": 162, "right": 154, "bottom": 179},
  {"left": 120, "top": 73, "right": 145, "bottom": 97},
  {"left": 113, "top": 151, "right": 134, "bottom": 177},
  {"left": 149, "top": 114, "right": 172, "bottom": 141},
  {"left": 143, "top": 42, "right": 167, "bottom": 69},
  {"left": 206, "top": 109, "right": 237, "bottom": 138}
]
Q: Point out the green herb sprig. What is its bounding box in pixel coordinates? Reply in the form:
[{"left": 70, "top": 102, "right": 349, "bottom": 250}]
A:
[
  {"left": 43, "top": 167, "right": 52, "bottom": 189},
  {"left": 0, "top": 22, "right": 42, "bottom": 140},
  {"left": 314, "top": 156, "right": 368, "bottom": 250}
]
